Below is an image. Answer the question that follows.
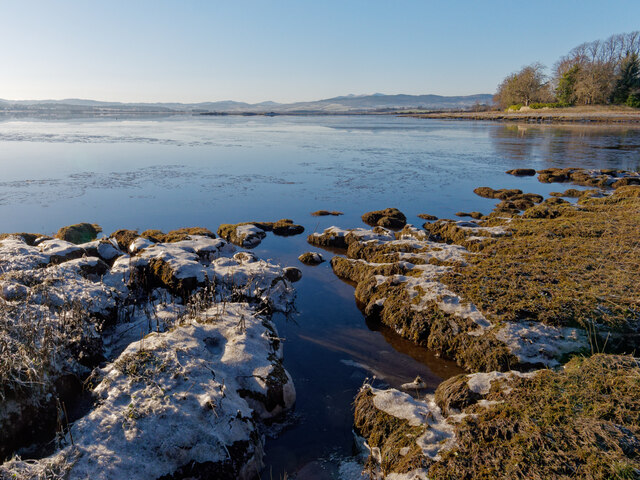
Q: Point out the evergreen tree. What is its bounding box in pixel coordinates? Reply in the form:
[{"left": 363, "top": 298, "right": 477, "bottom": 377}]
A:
[
  {"left": 611, "top": 52, "right": 640, "bottom": 104},
  {"left": 555, "top": 65, "right": 580, "bottom": 105}
]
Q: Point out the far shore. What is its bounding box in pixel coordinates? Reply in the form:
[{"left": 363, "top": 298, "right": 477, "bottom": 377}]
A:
[{"left": 402, "top": 105, "right": 640, "bottom": 124}]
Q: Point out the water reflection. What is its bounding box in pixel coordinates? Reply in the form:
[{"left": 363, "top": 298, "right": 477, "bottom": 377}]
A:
[{"left": 489, "top": 123, "right": 640, "bottom": 171}]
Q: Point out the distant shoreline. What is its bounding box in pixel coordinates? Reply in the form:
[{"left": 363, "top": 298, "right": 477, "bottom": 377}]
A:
[
  {"left": 1, "top": 107, "right": 640, "bottom": 125},
  {"left": 402, "top": 106, "right": 640, "bottom": 124}
]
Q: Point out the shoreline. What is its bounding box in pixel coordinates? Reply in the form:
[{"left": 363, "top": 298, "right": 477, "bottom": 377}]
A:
[{"left": 402, "top": 107, "right": 640, "bottom": 124}]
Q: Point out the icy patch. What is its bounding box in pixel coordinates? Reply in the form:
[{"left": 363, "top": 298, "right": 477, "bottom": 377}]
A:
[
  {"left": 389, "top": 268, "right": 491, "bottom": 331},
  {"left": 454, "top": 220, "right": 509, "bottom": 238},
  {"left": 370, "top": 388, "right": 458, "bottom": 462},
  {"left": 371, "top": 388, "right": 432, "bottom": 427},
  {"left": 467, "top": 370, "right": 536, "bottom": 395},
  {"left": 496, "top": 321, "right": 589, "bottom": 367}
]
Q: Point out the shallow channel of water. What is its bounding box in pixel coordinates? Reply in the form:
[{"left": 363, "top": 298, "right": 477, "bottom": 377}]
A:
[{"left": 0, "top": 115, "right": 638, "bottom": 478}]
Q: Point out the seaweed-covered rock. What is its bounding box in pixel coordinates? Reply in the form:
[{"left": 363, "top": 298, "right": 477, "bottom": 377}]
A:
[
  {"left": 218, "top": 220, "right": 303, "bottom": 247},
  {"left": 535, "top": 167, "right": 640, "bottom": 189},
  {"left": 505, "top": 168, "right": 536, "bottom": 176},
  {"left": 218, "top": 223, "right": 267, "bottom": 248},
  {"left": 55, "top": 223, "right": 102, "bottom": 244},
  {"left": 417, "top": 213, "right": 438, "bottom": 221},
  {"left": 361, "top": 208, "right": 407, "bottom": 229},
  {"left": 473, "top": 187, "right": 522, "bottom": 200},
  {"left": 271, "top": 219, "right": 304, "bottom": 236},
  {"left": 455, "top": 211, "right": 483, "bottom": 220},
  {"left": 298, "top": 252, "right": 325, "bottom": 265},
  {"left": 310, "top": 210, "right": 343, "bottom": 216},
  {"left": 141, "top": 227, "right": 217, "bottom": 244}
]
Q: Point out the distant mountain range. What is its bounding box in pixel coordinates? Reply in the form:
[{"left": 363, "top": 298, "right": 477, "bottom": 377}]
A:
[{"left": 0, "top": 93, "right": 493, "bottom": 114}]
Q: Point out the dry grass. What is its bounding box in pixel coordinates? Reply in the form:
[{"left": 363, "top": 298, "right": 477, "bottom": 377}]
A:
[
  {"left": 430, "top": 354, "right": 640, "bottom": 480},
  {"left": 441, "top": 187, "right": 640, "bottom": 336}
]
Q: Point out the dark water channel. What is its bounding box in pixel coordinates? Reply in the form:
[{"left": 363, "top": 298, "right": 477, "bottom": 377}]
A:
[{"left": 0, "top": 115, "right": 639, "bottom": 478}]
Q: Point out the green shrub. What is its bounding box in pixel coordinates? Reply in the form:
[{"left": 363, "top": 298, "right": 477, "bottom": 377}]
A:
[
  {"left": 626, "top": 93, "right": 640, "bottom": 108},
  {"left": 529, "top": 102, "right": 566, "bottom": 109},
  {"left": 506, "top": 104, "right": 522, "bottom": 111}
]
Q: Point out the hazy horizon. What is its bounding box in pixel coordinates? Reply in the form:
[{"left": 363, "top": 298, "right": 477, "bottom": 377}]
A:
[
  {"left": 0, "top": 92, "right": 493, "bottom": 105},
  {"left": 1, "top": 1, "right": 640, "bottom": 103}
]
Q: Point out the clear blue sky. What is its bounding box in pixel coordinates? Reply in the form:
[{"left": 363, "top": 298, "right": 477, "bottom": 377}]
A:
[{"left": 1, "top": 0, "right": 639, "bottom": 103}]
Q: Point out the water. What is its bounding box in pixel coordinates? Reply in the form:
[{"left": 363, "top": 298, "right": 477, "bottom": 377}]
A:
[{"left": 1, "top": 115, "right": 638, "bottom": 478}]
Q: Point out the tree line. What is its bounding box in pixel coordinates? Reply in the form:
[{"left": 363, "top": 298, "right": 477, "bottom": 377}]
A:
[{"left": 494, "top": 31, "right": 640, "bottom": 109}]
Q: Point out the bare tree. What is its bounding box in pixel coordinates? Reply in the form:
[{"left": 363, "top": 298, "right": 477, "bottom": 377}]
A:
[
  {"left": 494, "top": 63, "right": 552, "bottom": 108},
  {"left": 552, "top": 30, "right": 640, "bottom": 105}
]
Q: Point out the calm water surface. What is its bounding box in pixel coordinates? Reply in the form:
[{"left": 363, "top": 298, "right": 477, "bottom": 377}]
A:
[{"left": 1, "top": 116, "right": 638, "bottom": 479}]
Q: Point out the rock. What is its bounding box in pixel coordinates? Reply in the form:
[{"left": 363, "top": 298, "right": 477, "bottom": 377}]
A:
[
  {"left": 283, "top": 267, "right": 302, "bottom": 282},
  {"left": 298, "top": 252, "right": 324, "bottom": 265},
  {"left": 79, "top": 239, "right": 122, "bottom": 263},
  {"left": 417, "top": 213, "right": 438, "bottom": 221},
  {"left": 506, "top": 168, "right": 536, "bottom": 176},
  {"left": 55, "top": 223, "right": 102, "bottom": 244},
  {"left": 129, "top": 236, "right": 155, "bottom": 254},
  {"left": 361, "top": 208, "right": 407, "bottom": 229},
  {"left": 455, "top": 211, "right": 483, "bottom": 220},
  {"left": 310, "top": 210, "right": 343, "bottom": 216},
  {"left": 141, "top": 227, "right": 217, "bottom": 243},
  {"left": 110, "top": 229, "right": 140, "bottom": 251},
  {"left": 218, "top": 223, "right": 267, "bottom": 248},
  {"left": 0, "top": 232, "right": 49, "bottom": 246},
  {"left": 271, "top": 219, "right": 304, "bottom": 236},
  {"left": 473, "top": 187, "right": 522, "bottom": 200}
]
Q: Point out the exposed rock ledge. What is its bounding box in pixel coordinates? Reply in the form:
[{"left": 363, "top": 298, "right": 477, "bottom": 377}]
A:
[{"left": 0, "top": 226, "right": 297, "bottom": 480}]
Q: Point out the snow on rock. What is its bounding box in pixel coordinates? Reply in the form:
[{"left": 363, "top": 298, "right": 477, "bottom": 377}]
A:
[
  {"left": 371, "top": 388, "right": 432, "bottom": 427},
  {"left": 37, "top": 238, "right": 85, "bottom": 264},
  {"left": 235, "top": 224, "right": 267, "bottom": 248},
  {"left": 129, "top": 236, "right": 154, "bottom": 253},
  {"left": 0, "top": 236, "right": 49, "bottom": 271},
  {"left": 2, "top": 303, "right": 295, "bottom": 480},
  {"left": 368, "top": 387, "right": 458, "bottom": 462},
  {"left": 79, "top": 239, "right": 122, "bottom": 261},
  {"left": 0, "top": 229, "right": 298, "bottom": 477},
  {"left": 453, "top": 220, "right": 509, "bottom": 238},
  {"left": 308, "top": 226, "right": 395, "bottom": 249}
]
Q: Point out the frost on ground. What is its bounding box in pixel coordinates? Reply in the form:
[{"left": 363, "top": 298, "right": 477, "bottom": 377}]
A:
[
  {"left": 316, "top": 220, "right": 587, "bottom": 372},
  {"left": 0, "top": 226, "right": 298, "bottom": 479},
  {"left": 354, "top": 355, "right": 640, "bottom": 479}
]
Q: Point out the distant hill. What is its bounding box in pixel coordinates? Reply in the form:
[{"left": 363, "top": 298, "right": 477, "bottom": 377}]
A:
[{"left": 0, "top": 93, "right": 493, "bottom": 114}]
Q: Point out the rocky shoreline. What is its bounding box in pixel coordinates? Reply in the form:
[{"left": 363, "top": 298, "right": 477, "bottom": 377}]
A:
[
  {"left": 306, "top": 170, "right": 640, "bottom": 479},
  {"left": 0, "top": 226, "right": 299, "bottom": 479}
]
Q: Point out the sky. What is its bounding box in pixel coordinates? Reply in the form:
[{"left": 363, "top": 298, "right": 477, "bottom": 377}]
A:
[{"left": 1, "top": 0, "right": 639, "bottom": 103}]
